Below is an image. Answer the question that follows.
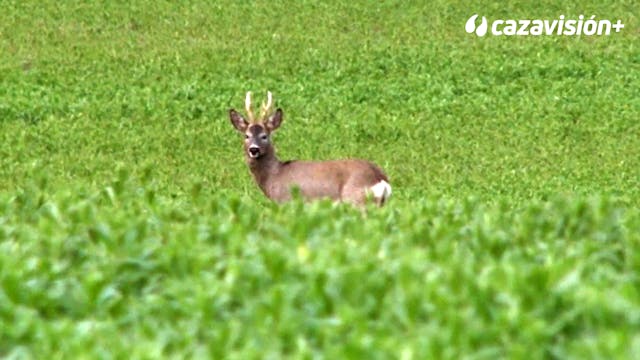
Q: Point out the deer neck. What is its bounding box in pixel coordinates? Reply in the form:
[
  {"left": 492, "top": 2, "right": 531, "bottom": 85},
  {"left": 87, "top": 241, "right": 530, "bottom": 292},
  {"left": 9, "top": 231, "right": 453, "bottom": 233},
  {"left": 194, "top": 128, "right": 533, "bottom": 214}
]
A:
[{"left": 247, "top": 149, "right": 281, "bottom": 190}]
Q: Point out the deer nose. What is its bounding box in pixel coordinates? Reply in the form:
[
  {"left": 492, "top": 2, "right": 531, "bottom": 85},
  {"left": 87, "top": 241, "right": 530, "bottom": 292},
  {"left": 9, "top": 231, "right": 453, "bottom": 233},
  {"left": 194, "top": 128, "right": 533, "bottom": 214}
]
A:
[{"left": 248, "top": 146, "right": 260, "bottom": 157}]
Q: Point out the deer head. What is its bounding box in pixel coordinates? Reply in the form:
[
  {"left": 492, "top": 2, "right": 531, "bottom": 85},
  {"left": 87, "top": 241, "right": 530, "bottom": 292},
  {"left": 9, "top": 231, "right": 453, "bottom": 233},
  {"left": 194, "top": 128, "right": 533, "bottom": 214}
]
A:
[{"left": 229, "top": 91, "right": 283, "bottom": 160}]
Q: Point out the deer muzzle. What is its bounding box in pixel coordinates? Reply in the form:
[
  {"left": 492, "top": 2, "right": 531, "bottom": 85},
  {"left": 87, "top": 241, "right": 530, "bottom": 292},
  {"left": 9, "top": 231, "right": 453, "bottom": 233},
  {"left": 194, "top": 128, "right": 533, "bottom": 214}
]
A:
[{"left": 248, "top": 145, "right": 260, "bottom": 158}]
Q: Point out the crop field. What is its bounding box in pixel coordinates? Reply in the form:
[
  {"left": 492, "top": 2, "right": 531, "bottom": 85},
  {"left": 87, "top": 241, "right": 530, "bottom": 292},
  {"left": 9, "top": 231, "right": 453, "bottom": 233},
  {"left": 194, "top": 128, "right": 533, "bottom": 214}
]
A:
[{"left": 1, "top": 1, "right": 639, "bottom": 358}]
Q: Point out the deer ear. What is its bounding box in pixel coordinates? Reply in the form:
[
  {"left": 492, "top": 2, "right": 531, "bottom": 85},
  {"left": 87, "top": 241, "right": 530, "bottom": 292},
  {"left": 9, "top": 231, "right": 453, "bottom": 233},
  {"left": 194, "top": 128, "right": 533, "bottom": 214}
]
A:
[
  {"left": 229, "top": 109, "right": 248, "bottom": 132},
  {"left": 266, "top": 108, "right": 283, "bottom": 132}
]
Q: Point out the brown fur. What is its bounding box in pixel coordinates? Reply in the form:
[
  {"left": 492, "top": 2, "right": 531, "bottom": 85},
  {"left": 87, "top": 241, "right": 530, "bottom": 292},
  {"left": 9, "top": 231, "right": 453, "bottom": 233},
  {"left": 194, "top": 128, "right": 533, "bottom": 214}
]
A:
[{"left": 229, "top": 98, "right": 391, "bottom": 207}]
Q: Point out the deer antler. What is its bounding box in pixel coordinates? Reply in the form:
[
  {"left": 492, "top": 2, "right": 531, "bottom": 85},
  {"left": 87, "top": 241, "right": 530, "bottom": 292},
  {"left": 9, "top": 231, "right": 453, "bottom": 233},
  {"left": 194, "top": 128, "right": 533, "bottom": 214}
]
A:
[
  {"left": 245, "top": 91, "right": 255, "bottom": 123},
  {"left": 259, "top": 91, "right": 273, "bottom": 120}
]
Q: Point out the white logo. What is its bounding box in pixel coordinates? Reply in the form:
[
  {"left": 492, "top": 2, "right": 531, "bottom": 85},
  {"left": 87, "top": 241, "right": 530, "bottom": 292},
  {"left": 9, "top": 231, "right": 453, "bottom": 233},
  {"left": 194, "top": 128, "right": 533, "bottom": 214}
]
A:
[
  {"left": 465, "top": 14, "right": 488, "bottom": 36},
  {"left": 465, "top": 15, "right": 624, "bottom": 36}
]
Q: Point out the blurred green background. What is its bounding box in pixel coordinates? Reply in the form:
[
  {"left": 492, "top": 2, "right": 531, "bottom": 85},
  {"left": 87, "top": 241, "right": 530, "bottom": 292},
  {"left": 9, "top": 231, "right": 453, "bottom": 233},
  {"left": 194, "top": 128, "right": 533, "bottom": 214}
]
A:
[{"left": 1, "top": 1, "right": 638, "bottom": 358}]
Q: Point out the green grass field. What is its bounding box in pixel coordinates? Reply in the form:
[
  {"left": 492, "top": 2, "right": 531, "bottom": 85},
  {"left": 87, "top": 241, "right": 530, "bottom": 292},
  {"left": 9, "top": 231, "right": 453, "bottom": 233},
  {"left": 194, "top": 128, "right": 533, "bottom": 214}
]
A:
[{"left": 1, "top": 1, "right": 639, "bottom": 358}]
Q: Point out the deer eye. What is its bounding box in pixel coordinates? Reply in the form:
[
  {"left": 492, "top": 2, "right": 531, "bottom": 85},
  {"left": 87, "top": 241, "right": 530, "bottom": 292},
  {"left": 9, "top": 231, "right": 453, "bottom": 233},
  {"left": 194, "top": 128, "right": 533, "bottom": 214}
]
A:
[
  {"left": 260, "top": 134, "right": 268, "bottom": 140},
  {"left": 244, "top": 134, "right": 249, "bottom": 139}
]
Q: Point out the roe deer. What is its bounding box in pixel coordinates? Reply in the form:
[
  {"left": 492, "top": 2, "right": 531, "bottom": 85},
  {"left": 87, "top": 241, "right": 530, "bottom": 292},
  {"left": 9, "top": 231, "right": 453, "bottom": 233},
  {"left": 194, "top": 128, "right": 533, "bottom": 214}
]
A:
[{"left": 229, "top": 91, "right": 391, "bottom": 206}]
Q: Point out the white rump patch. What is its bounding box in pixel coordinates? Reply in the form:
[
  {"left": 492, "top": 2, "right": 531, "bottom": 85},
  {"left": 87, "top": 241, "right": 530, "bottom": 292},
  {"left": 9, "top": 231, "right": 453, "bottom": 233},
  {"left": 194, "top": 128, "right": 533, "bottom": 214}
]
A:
[{"left": 370, "top": 180, "right": 392, "bottom": 202}]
